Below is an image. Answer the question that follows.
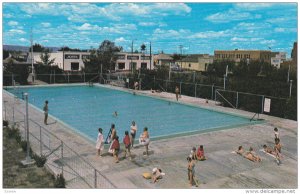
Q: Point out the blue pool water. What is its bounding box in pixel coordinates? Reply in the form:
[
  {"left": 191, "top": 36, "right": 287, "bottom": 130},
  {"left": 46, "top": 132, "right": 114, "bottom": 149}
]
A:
[{"left": 7, "top": 85, "right": 251, "bottom": 141}]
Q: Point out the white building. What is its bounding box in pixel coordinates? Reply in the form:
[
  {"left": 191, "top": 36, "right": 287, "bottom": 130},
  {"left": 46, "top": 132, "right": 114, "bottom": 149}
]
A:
[
  {"left": 115, "top": 52, "right": 154, "bottom": 71},
  {"left": 271, "top": 52, "right": 287, "bottom": 69},
  {"left": 30, "top": 51, "right": 90, "bottom": 71}
]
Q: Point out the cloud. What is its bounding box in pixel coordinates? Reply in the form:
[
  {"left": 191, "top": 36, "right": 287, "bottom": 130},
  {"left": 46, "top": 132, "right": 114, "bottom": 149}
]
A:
[
  {"left": 235, "top": 3, "right": 273, "bottom": 10},
  {"left": 8, "top": 21, "right": 18, "bottom": 26},
  {"left": 189, "top": 30, "right": 231, "bottom": 39},
  {"left": 260, "top": 39, "right": 276, "bottom": 45},
  {"left": 41, "top": 22, "right": 51, "bottom": 27},
  {"left": 4, "top": 13, "right": 13, "bottom": 18},
  {"left": 68, "top": 14, "right": 87, "bottom": 22},
  {"left": 9, "top": 29, "right": 26, "bottom": 34},
  {"left": 139, "top": 22, "right": 156, "bottom": 27},
  {"left": 205, "top": 9, "right": 261, "bottom": 23},
  {"left": 19, "top": 38, "right": 28, "bottom": 42},
  {"left": 19, "top": 3, "right": 191, "bottom": 21},
  {"left": 153, "top": 28, "right": 191, "bottom": 40},
  {"left": 231, "top": 37, "right": 263, "bottom": 42},
  {"left": 114, "top": 37, "right": 128, "bottom": 43},
  {"left": 76, "top": 23, "right": 101, "bottom": 31},
  {"left": 274, "top": 27, "right": 297, "bottom": 33}
]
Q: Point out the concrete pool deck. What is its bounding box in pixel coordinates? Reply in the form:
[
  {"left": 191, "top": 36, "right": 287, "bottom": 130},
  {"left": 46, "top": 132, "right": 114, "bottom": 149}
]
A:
[{"left": 3, "top": 84, "right": 298, "bottom": 189}]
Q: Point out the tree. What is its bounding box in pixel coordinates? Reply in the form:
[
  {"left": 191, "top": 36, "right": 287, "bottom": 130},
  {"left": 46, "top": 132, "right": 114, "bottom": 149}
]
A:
[
  {"left": 83, "top": 40, "right": 122, "bottom": 73},
  {"left": 140, "top": 44, "right": 146, "bottom": 53},
  {"left": 29, "top": 43, "right": 46, "bottom": 52},
  {"left": 3, "top": 58, "right": 29, "bottom": 85},
  {"left": 3, "top": 50, "right": 9, "bottom": 60},
  {"left": 58, "top": 46, "right": 82, "bottom": 52},
  {"left": 39, "top": 50, "right": 55, "bottom": 66}
]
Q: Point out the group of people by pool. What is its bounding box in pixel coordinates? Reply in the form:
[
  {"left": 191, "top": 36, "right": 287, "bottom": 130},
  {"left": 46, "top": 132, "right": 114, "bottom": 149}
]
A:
[
  {"left": 95, "top": 121, "right": 150, "bottom": 163},
  {"left": 186, "top": 145, "right": 207, "bottom": 187},
  {"left": 235, "top": 127, "right": 282, "bottom": 165}
]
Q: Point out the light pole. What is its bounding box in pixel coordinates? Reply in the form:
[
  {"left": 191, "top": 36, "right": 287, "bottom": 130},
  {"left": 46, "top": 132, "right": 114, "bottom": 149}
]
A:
[
  {"left": 287, "top": 64, "right": 290, "bottom": 83},
  {"left": 30, "top": 27, "right": 35, "bottom": 83},
  {"left": 289, "top": 80, "right": 293, "bottom": 98},
  {"left": 223, "top": 74, "right": 227, "bottom": 90},
  {"left": 21, "top": 93, "right": 35, "bottom": 165}
]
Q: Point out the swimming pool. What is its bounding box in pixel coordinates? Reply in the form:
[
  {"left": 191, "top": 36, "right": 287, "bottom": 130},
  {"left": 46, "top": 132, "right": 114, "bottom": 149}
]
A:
[{"left": 6, "top": 85, "right": 253, "bottom": 141}]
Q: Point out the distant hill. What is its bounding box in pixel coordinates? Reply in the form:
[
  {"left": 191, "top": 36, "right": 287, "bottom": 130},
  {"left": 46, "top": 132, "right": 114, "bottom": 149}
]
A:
[{"left": 3, "top": 45, "right": 60, "bottom": 52}]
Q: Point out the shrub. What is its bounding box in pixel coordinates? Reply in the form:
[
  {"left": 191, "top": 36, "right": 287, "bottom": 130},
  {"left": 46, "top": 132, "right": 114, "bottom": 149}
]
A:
[
  {"left": 20, "top": 140, "right": 32, "bottom": 156},
  {"left": 32, "top": 153, "right": 47, "bottom": 167},
  {"left": 54, "top": 173, "right": 66, "bottom": 188},
  {"left": 20, "top": 140, "right": 28, "bottom": 152},
  {"left": 3, "top": 120, "right": 8, "bottom": 127},
  {"left": 7, "top": 126, "right": 20, "bottom": 141}
]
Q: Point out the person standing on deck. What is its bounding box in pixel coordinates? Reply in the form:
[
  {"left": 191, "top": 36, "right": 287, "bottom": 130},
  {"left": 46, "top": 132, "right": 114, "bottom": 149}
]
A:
[
  {"left": 175, "top": 86, "right": 180, "bottom": 101},
  {"left": 130, "top": 121, "right": 137, "bottom": 148},
  {"left": 43, "top": 100, "right": 49, "bottom": 125}
]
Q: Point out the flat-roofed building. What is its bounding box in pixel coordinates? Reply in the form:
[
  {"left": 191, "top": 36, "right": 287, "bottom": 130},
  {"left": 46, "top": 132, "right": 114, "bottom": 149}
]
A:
[
  {"left": 153, "top": 53, "right": 173, "bottom": 66},
  {"left": 114, "top": 52, "right": 153, "bottom": 71},
  {"left": 30, "top": 51, "right": 90, "bottom": 71},
  {"left": 181, "top": 54, "right": 213, "bottom": 72},
  {"left": 271, "top": 52, "right": 287, "bottom": 69},
  {"left": 214, "top": 49, "right": 273, "bottom": 64}
]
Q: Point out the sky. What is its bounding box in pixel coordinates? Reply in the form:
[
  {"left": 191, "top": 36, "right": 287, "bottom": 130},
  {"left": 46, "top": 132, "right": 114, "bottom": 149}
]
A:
[{"left": 2, "top": 2, "right": 298, "bottom": 56}]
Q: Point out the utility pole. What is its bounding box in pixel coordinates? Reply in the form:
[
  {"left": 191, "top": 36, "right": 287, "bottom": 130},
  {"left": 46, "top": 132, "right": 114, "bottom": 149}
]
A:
[
  {"left": 179, "top": 45, "right": 183, "bottom": 70},
  {"left": 150, "top": 41, "right": 152, "bottom": 70},
  {"left": 289, "top": 80, "right": 293, "bottom": 97},
  {"left": 287, "top": 64, "right": 290, "bottom": 83},
  {"left": 131, "top": 40, "right": 134, "bottom": 74},
  {"left": 30, "top": 27, "right": 34, "bottom": 83},
  {"left": 62, "top": 45, "right": 65, "bottom": 71}
]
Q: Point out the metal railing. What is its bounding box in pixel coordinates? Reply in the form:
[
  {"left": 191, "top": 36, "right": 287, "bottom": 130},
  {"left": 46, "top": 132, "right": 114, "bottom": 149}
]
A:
[{"left": 3, "top": 99, "right": 116, "bottom": 189}]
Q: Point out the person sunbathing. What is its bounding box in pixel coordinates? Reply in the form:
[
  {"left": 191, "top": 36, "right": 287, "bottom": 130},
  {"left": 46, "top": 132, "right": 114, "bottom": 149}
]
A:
[
  {"left": 245, "top": 147, "right": 262, "bottom": 162},
  {"left": 236, "top": 145, "right": 245, "bottom": 155},
  {"left": 152, "top": 168, "right": 165, "bottom": 183},
  {"left": 263, "top": 144, "right": 276, "bottom": 155}
]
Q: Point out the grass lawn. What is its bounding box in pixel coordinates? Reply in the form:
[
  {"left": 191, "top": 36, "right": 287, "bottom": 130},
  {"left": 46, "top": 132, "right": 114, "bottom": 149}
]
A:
[{"left": 3, "top": 126, "right": 56, "bottom": 188}]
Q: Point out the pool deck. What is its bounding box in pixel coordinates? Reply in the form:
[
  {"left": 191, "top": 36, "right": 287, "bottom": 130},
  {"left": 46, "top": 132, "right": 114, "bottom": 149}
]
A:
[{"left": 3, "top": 84, "right": 298, "bottom": 189}]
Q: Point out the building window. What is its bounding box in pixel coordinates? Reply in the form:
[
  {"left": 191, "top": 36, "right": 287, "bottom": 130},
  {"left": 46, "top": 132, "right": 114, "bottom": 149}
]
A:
[
  {"left": 189, "top": 63, "right": 191, "bottom": 67},
  {"left": 141, "top": 62, "right": 147, "bottom": 69},
  {"left": 205, "top": 63, "right": 207, "bottom": 71},
  {"left": 118, "top": 63, "right": 125, "bottom": 69},
  {"left": 71, "top": 62, "right": 79, "bottom": 71}
]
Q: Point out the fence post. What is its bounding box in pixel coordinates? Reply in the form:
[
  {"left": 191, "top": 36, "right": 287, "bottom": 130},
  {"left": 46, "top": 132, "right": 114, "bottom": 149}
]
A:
[
  {"left": 261, "top": 95, "right": 265, "bottom": 114},
  {"left": 24, "top": 115, "right": 27, "bottom": 139},
  {"left": 180, "top": 82, "right": 182, "bottom": 95},
  {"left": 211, "top": 84, "right": 214, "bottom": 100},
  {"left": 12, "top": 103, "right": 15, "bottom": 127},
  {"left": 4, "top": 101, "right": 7, "bottom": 121},
  {"left": 214, "top": 89, "right": 217, "bottom": 103},
  {"left": 165, "top": 80, "right": 168, "bottom": 92},
  {"left": 61, "top": 140, "right": 64, "bottom": 175},
  {"left": 39, "top": 126, "right": 42, "bottom": 155},
  {"left": 194, "top": 83, "right": 197, "bottom": 97},
  {"left": 68, "top": 73, "right": 70, "bottom": 83},
  {"left": 50, "top": 73, "right": 52, "bottom": 84},
  {"left": 236, "top": 92, "right": 239, "bottom": 109},
  {"left": 94, "top": 169, "right": 97, "bottom": 188},
  {"left": 83, "top": 72, "right": 86, "bottom": 83}
]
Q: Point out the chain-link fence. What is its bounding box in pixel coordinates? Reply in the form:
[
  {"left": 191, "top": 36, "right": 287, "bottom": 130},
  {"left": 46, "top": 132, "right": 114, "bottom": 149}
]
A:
[
  {"left": 215, "top": 89, "right": 289, "bottom": 118},
  {"left": 4, "top": 71, "right": 294, "bottom": 120},
  {"left": 3, "top": 99, "right": 116, "bottom": 189}
]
